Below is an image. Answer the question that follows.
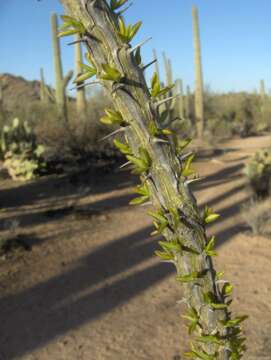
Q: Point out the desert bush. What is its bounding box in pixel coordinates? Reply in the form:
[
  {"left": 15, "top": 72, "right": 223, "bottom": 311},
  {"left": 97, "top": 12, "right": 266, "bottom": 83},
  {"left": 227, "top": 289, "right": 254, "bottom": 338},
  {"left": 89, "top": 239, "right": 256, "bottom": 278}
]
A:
[
  {"left": 241, "top": 198, "right": 271, "bottom": 236},
  {"left": 203, "top": 91, "right": 269, "bottom": 139},
  {"left": 35, "top": 88, "right": 120, "bottom": 166},
  {"left": 244, "top": 148, "right": 271, "bottom": 198},
  {"left": 1, "top": 117, "right": 46, "bottom": 180}
]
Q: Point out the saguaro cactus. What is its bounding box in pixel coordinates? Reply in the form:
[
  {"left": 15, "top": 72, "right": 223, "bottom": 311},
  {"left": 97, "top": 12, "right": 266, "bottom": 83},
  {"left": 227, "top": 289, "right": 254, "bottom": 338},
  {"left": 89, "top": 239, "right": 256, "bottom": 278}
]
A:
[
  {"left": 0, "top": 81, "right": 3, "bottom": 113},
  {"left": 51, "top": 13, "right": 73, "bottom": 121},
  {"left": 152, "top": 49, "right": 161, "bottom": 83},
  {"left": 192, "top": 5, "right": 204, "bottom": 138},
  {"left": 185, "top": 84, "right": 192, "bottom": 120},
  {"left": 59, "top": 1, "right": 247, "bottom": 358},
  {"left": 260, "top": 79, "right": 266, "bottom": 102},
  {"left": 176, "top": 78, "right": 185, "bottom": 120},
  {"left": 39, "top": 68, "right": 50, "bottom": 104},
  {"left": 74, "top": 33, "right": 87, "bottom": 115}
]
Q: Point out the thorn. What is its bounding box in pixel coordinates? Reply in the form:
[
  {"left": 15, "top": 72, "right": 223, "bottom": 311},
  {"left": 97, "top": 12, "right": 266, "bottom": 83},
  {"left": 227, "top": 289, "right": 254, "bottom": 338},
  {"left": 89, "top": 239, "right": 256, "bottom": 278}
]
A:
[
  {"left": 179, "top": 151, "right": 194, "bottom": 162},
  {"left": 156, "top": 94, "right": 181, "bottom": 107},
  {"left": 67, "top": 39, "right": 86, "bottom": 46},
  {"left": 176, "top": 297, "right": 189, "bottom": 305},
  {"left": 216, "top": 279, "right": 229, "bottom": 284},
  {"left": 70, "top": 81, "right": 100, "bottom": 91},
  {"left": 119, "top": 161, "right": 131, "bottom": 169},
  {"left": 129, "top": 37, "right": 152, "bottom": 53},
  {"left": 141, "top": 59, "right": 157, "bottom": 71},
  {"left": 153, "top": 138, "right": 169, "bottom": 144},
  {"left": 140, "top": 201, "right": 152, "bottom": 207},
  {"left": 117, "top": 2, "right": 133, "bottom": 15},
  {"left": 142, "top": 173, "right": 152, "bottom": 183},
  {"left": 185, "top": 177, "right": 205, "bottom": 185},
  {"left": 98, "top": 128, "right": 125, "bottom": 142}
]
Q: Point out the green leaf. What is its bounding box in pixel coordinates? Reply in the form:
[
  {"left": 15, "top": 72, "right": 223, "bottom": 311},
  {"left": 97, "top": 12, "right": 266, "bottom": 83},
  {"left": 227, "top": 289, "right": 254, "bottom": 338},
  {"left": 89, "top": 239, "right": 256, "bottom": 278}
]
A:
[
  {"left": 182, "top": 154, "right": 195, "bottom": 177},
  {"left": 129, "top": 183, "right": 150, "bottom": 205},
  {"left": 176, "top": 271, "right": 199, "bottom": 283},
  {"left": 220, "top": 315, "right": 248, "bottom": 328},
  {"left": 100, "top": 108, "right": 125, "bottom": 126},
  {"left": 148, "top": 210, "right": 167, "bottom": 224},
  {"left": 158, "top": 240, "right": 181, "bottom": 252},
  {"left": 129, "top": 21, "right": 142, "bottom": 41},
  {"left": 203, "top": 207, "right": 220, "bottom": 224},
  {"left": 139, "top": 147, "right": 151, "bottom": 166},
  {"left": 184, "top": 350, "right": 217, "bottom": 360},
  {"left": 58, "top": 29, "right": 79, "bottom": 38},
  {"left": 58, "top": 15, "right": 85, "bottom": 38},
  {"left": 101, "top": 64, "right": 122, "bottom": 81},
  {"left": 204, "top": 236, "right": 217, "bottom": 256},
  {"left": 151, "top": 72, "right": 161, "bottom": 97},
  {"left": 196, "top": 335, "right": 222, "bottom": 346},
  {"left": 134, "top": 182, "right": 149, "bottom": 196},
  {"left": 118, "top": 18, "right": 142, "bottom": 43},
  {"left": 113, "top": 139, "right": 131, "bottom": 154},
  {"left": 154, "top": 250, "right": 174, "bottom": 261},
  {"left": 110, "top": 0, "right": 129, "bottom": 11},
  {"left": 222, "top": 282, "right": 234, "bottom": 297},
  {"left": 74, "top": 70, "right": 96, "bottom": 83},
  {"left": 203, "top": 291, "right": 228, "bottom": 310},
  {"left": 129, "top": 195, "right": 149, "bottom": 205},
  {"left": 134, "top": 47, "right": 142, "bottom": 65},
  {"left": 176, "top": 138, "right": 192, "bottom": 154},
  {"left": 126, "top": 147, "right": 151, "bottom": 174}
]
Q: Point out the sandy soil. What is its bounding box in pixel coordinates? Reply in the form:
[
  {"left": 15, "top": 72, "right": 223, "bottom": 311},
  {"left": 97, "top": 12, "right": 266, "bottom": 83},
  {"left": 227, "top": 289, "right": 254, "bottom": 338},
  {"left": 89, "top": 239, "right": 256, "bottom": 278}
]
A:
[{"left": 0, "top": 135, "right": 271, "bottom": 360}]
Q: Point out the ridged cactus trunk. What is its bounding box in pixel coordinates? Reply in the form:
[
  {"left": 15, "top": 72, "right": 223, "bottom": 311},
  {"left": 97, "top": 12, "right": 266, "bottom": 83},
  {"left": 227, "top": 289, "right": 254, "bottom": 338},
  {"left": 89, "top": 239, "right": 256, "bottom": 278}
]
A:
[
  {"left": 192, "top": 5, "right": 204, "bottom": 139},
  {"left": 152, "top": 49, "right": 161, "bottom": 83},
  {"left": 260, "top": 79, "right": 266, "bottom": 102},
  {"left": 186, "top": 85, "right": 192, "bottom": 120},
  {"left": 51, "top": 13, "right": 73, "bottom": 122},
  {"left": 0, "top": 81, "right": 3, "bottom": 114},
  {"left": 75, "top": 33, "right": 87, "bottom": 116},
  {"left": 40, "top": 68, "right": 50, "bottom": 104},
  {"left": 176, "top": 78, "right": 185, "bottom": 120},
  {"left": 59, "top": 1, "right": 246, "bottom": 358}
]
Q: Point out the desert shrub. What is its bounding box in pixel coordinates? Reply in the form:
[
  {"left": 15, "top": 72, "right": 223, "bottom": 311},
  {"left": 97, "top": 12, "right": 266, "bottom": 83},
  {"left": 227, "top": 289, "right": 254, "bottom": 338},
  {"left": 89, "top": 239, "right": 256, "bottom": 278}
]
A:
[
  {"left": 203, "top": 91, "right": 267, "bottom": 139},
  {"left": 33, "top": 88, "right": 122, "bottom": 169},
  {"left": 257, "top": 99, "right": 271, "bottom": 133},
  {"left": 1, "top": 117, "right": 46, "bottom": 180},
  {"left": 241, "top": 198, "right": 271, "bottom": 236},
  {"left": 244, "top": 149, "right": 271, "bottom": 198}
]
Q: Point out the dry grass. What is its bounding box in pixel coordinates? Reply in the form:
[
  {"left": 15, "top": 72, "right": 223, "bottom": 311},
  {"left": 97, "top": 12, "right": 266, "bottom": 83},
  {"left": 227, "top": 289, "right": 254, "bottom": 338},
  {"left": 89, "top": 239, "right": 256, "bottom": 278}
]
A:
[{"left": 241, "top": 198, "right": 271, "bottom": 236}]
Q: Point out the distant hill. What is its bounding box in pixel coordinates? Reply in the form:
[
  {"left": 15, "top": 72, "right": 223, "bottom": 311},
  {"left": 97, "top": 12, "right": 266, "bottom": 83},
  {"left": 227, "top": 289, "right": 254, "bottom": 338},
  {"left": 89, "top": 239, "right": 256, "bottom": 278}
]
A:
[
  {"left": 0, "top": 73, "right": 77, "bottom": 116},
  {"left": 0, "top": 73, "right": 43, "bottom": 113}
]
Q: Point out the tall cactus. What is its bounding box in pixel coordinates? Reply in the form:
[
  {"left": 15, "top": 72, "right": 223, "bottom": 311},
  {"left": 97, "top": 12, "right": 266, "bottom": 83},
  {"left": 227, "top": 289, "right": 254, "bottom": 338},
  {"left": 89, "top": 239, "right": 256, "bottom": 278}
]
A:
[
  {"left": 176, "top": 78, "right": 185, "bottom": 120},
  {"left": 152, "top": 49, "right": 161, "bottom": 83},
  {"left": 162, "top": 51, "right": 173, "bottom": 93},
  {"left": 58, "top": 1, "right": 247, "bottom": 358},
  {"left": 74, "top": 33, "right": 87, "bottom": 115},
  {"left": 162, "top": 51, "right": 176, "bottom": 122},
  {"left": 192, "top": 5, "right": 204, "bottom": 138},
  {"left": 185, "top": 84, "right": 192, "bottom": 120},
  {"left": 0, "top": 81, "right": 3, "bottom": 114},
  {"left": 260, "top": 79, "right": 266, "bottom": 102},
  {"left": 39, "top": 68, "right": 50, "bottom": 104},
  {"left": 51, "top": 13, "right": 73, "bottom": 122}
]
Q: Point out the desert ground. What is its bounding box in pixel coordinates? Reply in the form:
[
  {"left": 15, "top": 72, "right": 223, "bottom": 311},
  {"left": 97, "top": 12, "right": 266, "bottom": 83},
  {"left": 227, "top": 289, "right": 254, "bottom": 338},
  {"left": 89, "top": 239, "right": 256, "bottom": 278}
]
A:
[{"left": 0, "top": 135, "right": 271, "bottom": 360}]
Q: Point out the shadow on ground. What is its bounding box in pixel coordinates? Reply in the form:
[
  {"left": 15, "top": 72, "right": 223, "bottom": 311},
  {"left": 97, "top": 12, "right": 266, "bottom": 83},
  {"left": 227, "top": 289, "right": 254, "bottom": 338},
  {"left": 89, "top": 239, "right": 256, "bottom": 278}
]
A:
[{"left": 0, "top": 160, "right": 249, "bottom": 359}]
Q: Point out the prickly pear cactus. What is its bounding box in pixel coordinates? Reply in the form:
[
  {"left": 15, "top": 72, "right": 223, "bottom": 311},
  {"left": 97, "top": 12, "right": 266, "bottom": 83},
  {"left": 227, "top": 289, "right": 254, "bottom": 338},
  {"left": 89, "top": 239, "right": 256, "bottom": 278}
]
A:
[
  {"left": 244, "top": 149, "right": 271, "bottom": 198},
  {"left": 58, "top": 1, "right": 247, "bottom": 358},
  {"left": 1, "top": 118, "right": 46, "bottom": 181}
]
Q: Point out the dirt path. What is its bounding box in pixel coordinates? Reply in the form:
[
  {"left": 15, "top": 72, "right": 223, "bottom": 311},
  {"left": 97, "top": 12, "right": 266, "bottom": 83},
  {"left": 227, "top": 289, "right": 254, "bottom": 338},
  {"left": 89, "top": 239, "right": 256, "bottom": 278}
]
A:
[{"left": 0, "top": 136, "right": 270, "bottom": 360}]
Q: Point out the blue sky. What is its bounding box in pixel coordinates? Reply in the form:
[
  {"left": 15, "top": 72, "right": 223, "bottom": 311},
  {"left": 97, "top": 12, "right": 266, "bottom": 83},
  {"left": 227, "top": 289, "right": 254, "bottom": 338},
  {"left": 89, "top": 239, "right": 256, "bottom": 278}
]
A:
[{"left": 1, "top": 0, "right": 271, "bottom": 93}]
